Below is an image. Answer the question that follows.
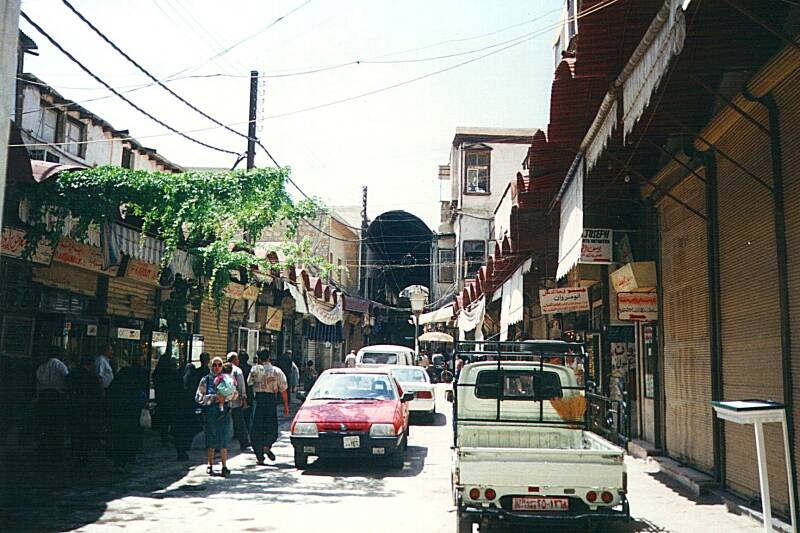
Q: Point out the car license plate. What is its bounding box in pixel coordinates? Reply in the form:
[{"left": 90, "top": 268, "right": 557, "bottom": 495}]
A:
[
  {"left": 343, "top": 436, "right": 360, "bottom": 449},
  {"left": 511, "top": 497, "right": 569, "bottom": 512}
]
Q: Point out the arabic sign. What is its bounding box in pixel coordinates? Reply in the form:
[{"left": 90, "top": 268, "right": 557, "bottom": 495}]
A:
[
  {"left": 265, "top": 306, "right": 283, "bottom": 331},
  {"left": 125, "top": 258, "right": 160, "bottom": 285},
  {"left": 226, "top": 283, "right": 260, "bottom": 301},
  {"left": 580, "top": 228, "right": 613, "bottom": 264},
  {"left": 617, "top": 292, "right": 658, "bottom": 321},
  {"left": 1, "top": 227, "right": 55, "bottom": 265},
  {"left": 539, "top": 288, "right": 590, "bottom": 314},
  {"left": 611, "top": 261, "right": 657, "bottom": 292},
  {"left": 53, "top": 238, "right": 116, "bottom": 274}
]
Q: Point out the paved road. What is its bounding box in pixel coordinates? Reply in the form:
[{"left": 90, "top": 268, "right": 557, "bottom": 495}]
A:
[{"left": 4, "top": 384, "right": 766, "bottom": 533}]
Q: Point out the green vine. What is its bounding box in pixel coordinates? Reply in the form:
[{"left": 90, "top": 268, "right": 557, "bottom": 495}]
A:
[{"left": 20, "top": 165, "right": 329, "bottom": 315}]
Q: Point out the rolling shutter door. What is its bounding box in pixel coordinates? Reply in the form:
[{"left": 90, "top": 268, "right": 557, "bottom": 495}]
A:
[
  {"left": 200, "top": 296, "right": 230, "bottom": 357},
  {"left": 774, "top": 69, "right": 800, "bottom": 508},
  {"left": 658, "top": 175, "right": 714, "bottom": 473},
  {"left": 107, "top": 278, "right": 157, "bottom": 320},
  {"left": 715, "top": 101, "right": 789, "bottom": 512}
]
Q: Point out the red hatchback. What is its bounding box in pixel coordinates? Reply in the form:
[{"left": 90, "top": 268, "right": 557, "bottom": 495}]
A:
[{"left": 290, "top": 368, "right": 412, "bottom": 469}]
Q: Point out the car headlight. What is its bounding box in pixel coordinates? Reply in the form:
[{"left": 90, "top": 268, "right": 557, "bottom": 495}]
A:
[
  {"left": 292, "top": 422, "right": 318, "bottom": 437},
  {"left": 369, "top": 423, "right": 396, "bottom": 437}
]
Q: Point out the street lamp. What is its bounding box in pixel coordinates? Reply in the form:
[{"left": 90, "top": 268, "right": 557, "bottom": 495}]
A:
[{"left": 409, "top": 288, "right": 427, "bottom": 361}]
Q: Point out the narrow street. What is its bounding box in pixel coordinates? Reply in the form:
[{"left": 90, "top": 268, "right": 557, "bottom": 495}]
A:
[{"left": 2, "top": 385, "right": 768, "bottom": 533}]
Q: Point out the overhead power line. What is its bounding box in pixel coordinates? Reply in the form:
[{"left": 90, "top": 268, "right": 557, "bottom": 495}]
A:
[
  {"left": 61, "top": 0, "right": 255, "bottom": 146},
  {"left": 20, "top": 11, "right": 240, "bottom": 156}
]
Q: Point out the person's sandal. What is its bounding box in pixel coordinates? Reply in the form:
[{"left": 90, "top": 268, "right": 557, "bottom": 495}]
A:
[
  {"left": 206, "top": 466, "right": 214, "bottom": 476},
  {"left": 221, "top": 467, "right": 231, "bottom": 477}
]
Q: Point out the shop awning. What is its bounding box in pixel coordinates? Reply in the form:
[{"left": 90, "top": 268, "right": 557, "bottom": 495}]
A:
[
  {"left": 307, "top": 291, "right": 343, "bottom": 325},
  {"left": 500, "top": 258, "right": 531, "bottom": 341},
  {"left": 304, "top": 319, "right": 343, "bottom": 342},
  {"left": 457, "top": 296, "right": 485, "bottom": 338},
  {"left": 344, "top": 295, "right": 372, "bottom": 314},
  {"left": 287, "top": 282, "right": 309, "bottom": 315},
  {"left": 418, "top": 303, "right": 454, "bottom": 325},
  {"left": 556, "top": 156, "right": 584, "bottom": 281}
]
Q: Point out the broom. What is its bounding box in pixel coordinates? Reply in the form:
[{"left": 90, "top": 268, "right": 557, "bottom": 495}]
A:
[{"left": 550, "top": 395, "right": 588, "bottom": 423}]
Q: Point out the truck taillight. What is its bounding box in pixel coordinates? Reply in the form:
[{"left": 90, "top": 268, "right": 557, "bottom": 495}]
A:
[
  {"left": 601, "top": 491, "right": 613, "bottom": 504},
  {"left": 586, "top": 491, "right": 598, "bottom": 503},
  {"left": 484, "top": 488, "right": 496, "bottom": 500},
  {"left": 469, "top": 488, "right": 481, "bottom": 500}
]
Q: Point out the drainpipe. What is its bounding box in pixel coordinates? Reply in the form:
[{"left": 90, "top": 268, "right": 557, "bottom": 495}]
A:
[{"left": 742, "top": 88, "right": 798, "bottom": 521}]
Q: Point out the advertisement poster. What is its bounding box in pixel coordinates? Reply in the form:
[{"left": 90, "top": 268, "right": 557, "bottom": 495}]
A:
[
  {"left": 580, "top": 228, "right": 613, "bottom": 263},
  {"left": 539, "top": 288, "right": 590, "bottom": 314},
  {"left": 617, "top": 292, "right": 658, "bottom": 321}
]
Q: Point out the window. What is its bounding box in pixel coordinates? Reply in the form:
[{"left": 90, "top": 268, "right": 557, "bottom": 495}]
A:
[
  {"left": 464, "top": 150, "right": 490, "bottom": 194},
  {"left": 40, "top": 105, "right": 60, "bottom": 143},
  {"left": 121, "top": 148, "right": 133, "bottom": 169},
  {"left": 28, "top": 149, "right": 60, "bottom": 163},
  {"left": 438, "top": 248, "right": 455, "bottom": 283},
  {"left": 475, "top": 370, "right": 563, "bottom": 401},
  {"left": 64, "top": 118, "right": 86, "bottom": 157},
  {"left": 463, "top": 240, "right": 485, "bottom": 279}
]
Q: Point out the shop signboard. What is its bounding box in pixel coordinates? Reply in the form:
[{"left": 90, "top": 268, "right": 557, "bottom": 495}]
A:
[
  {"left": 242, "top": 284, "right": 260, "bottom": 301},
  {"left": 580, "top": 228, "right": 613, "bottom": 264},
  {"left": 539, "top": 288, "right": 590, "bottom": 314},
  {"left": 1, "top": 227, "right": 55, "bottom": 264},
  {"left": 151, "top": 331, "right": 168, "bottom": 343},
  {"left": 53, "top": 238, "right": 117, "bottom": 275},
  {"left": 225, "top": 282, "right": 259, "bottom": 300},
  {"left": 125, "top": 258, "right": 161, "bottom": 285},
  {"left": 617, "top": 292, "right": 658, "bottom": 321},
  {"left": 265, "top": 306, "right": 283, "bottom": 331},
  {"left": 113, "top": 327, "right": 141, "bottom": 340}
]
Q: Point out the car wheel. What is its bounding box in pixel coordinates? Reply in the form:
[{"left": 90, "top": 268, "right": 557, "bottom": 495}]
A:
[
  {"left": 294, "top": 448, "right": 308, "bottom": 470},
  {"left": 456, "top": 510, "right": 473, "bottom": 533}
]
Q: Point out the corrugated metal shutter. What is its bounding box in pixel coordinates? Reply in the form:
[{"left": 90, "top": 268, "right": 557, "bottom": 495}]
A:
[
  {"left": 774, "top": 69, "right": 800, "bottom": 508},
  {"left": 199, "top": 296, "right": 230, "bottom": 358},
  {"left": 658, "top": 174, "right": 714, "bottom": 473},
  {"left": 107, "top": 277, "right": 157, "bottom": 320},
  {"left": 715, "top": 100, "right": 789, "bottom": 512}
]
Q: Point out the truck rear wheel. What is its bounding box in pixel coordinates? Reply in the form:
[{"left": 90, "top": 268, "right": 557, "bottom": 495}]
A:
[{"left": 456, "top": 510, "right": 473, "bottom": 533}]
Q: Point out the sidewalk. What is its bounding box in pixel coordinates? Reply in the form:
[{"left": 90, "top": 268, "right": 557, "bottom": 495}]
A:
[{"left": 0, "top": 402, "right": 301, "bottom": 532}]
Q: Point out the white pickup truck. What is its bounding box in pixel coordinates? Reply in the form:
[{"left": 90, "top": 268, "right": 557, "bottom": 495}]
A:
[{"left": 449, "top": 345, "right": 629, "bottom": 532}]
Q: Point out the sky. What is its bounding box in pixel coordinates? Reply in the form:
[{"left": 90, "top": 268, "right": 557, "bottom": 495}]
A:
[{"left": 18, "top": 0, "right": 563, "bottom": 230}]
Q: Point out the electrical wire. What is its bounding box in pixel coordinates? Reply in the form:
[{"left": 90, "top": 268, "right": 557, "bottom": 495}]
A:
[
  {"left": 61, "top": 0, "right": 257, "bottom": 147},
  {"left": 20, "top": 11, "right": 240, "bottom": 156}
]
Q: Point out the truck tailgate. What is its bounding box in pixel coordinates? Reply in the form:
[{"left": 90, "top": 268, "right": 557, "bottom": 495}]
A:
[{"left": 457, "top": 446, "right": 624, "bottom": 488}]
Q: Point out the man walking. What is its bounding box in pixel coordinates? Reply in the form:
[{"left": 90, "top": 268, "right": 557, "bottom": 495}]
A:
[
  {"left": 247, "top": 349, "right": 289, "bottom": 464},
  {"left": 94, "top": 343, "right": 114, "bottom": 390},
  {"left": 227, "top": 351, "right": 251, "bottom": 451},
  {"left": 35, "top": 345, "right": 69, "bottom": 451},
  {"left": 344, "top": 349, "right": 357, "bottom": 368}
]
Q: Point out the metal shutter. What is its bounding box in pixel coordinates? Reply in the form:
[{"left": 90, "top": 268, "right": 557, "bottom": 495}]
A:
[
  {"left": 658, "top": 175, "right": 714, "bottom": 473},
  {"left": 774, "top": 69, "right": 800, "bottom": 509}
]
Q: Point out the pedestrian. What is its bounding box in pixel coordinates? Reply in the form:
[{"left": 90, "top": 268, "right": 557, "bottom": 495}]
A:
[
  {"left": 289, "top": 359, "right": 300, "bottom": 402},
  {"left": 152, "top": 353, "right": 180, "bottom": 443},
  {"left": 65, "top": 355, "right": 103, "bottom": 467},
  {"left": 276, "top": 351, "right": 292, "bottom": 383},
  {"left": 94, "top": 343, "right": 115, "bottom": 390},
  {"left": 344, "top": 349, "right": 357, "bottom": 368},
  {"left": 239, "top": 351, "right": 253, "bottom": 425},
  {"left": 107, "top": 354, "right": 148, "bottom": 473},
  {"left": 184, "top": 352, "right": 210, "bottom": 391},
  {"left": 227, "top": 351, "right": 251, "bottom": 451},
  {"left": 34, "top": 345, "right": 69, "bottom": 452},
  {"left": 248, "top": 349, "right": 290, "bottom": 465},
  {"left": 171, "top": 362, "right": 197, "bottom": 461},
  {"left": 195, "top": 356, "right": 237, "bottom": 476},
  {"left": 303, "top": 360, "right": 318, "bottom": 392}
]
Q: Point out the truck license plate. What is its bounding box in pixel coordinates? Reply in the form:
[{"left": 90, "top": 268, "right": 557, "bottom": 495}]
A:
[
  {"left": 343, "top": 436, "right": 360, "bottom": 449},
  {"left": 512, "top": 497, "right": 569, "bottom": 512}
]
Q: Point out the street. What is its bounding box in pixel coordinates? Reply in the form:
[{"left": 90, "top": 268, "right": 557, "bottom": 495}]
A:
[{"left": 2, "top": 385, "right": 767, "bottom": 533}]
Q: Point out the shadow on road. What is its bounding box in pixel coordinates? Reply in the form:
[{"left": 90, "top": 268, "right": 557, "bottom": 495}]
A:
[
  {"left": 411, "top": 412, "right": 448, "bottom": 427},
  {"left": 487, "top": 517, "right": 667, "bottom": 532}
]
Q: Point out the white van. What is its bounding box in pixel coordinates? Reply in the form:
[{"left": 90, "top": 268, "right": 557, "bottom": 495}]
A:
[{"left": 356, "top": 344, "right": 415, "bottom": 367}]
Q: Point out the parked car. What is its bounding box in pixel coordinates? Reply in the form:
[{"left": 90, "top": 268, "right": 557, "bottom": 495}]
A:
[
  {"left": 449, "top": 341, "right": 628, "bottom": 532},
  {"left": 356, "top": 344, "right": 415, "bottom": 367},
  {"left": 388, "top": 365, "right": 436, "bottom": 422},
  {"left": 290, "top": 368, "right": 412, "bottom": 469}
]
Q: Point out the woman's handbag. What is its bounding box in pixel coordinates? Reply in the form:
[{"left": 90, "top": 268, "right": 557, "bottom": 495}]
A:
[{"left": 139, "top": 407, "right": 152, "bottom": 429}]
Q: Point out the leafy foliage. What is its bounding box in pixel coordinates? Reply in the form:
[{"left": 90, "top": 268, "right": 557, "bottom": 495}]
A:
[{"left": 21, "top": 165, "right": 328, "bottom": 313}]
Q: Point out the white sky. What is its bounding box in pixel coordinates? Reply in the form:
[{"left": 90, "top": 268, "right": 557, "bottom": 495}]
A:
[{"left": 18, "top": 0, "right": 562, "bottom": 230}]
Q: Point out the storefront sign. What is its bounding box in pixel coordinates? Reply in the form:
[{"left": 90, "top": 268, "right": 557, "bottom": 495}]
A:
[
  {"left": 617, "top": 292, "right": 658, "bottom": 321},
  {"left": 151, "top": 331, "right": 168, "bottom": 344},
  {"left": 224, "top": 282, "right": 260, "bottom": 300},
  {"left": 87, "top": 324, "right": 98, "bottom": 337},
  {"left": 580, "top": 228, "right": 613, "bottom": 264},
  {"left": 54, "top": 238, "right": 117, "bottom": 274},
  {"left": 611, "top": 261, "right": 657, "bottom": 292},
  {"left": 539, "top": 288, "right": 590, "bottom": 314},
  {"left": 242, "top": 284, "right": 260, "bottom": 301},
  {"left": 113, "top": 327, "right": 141, "bottom": 340},
  {"left": 125, "top": 258, "right": 161, "bottom": 285},
  {"left": 265, "top": 306, "right": 283, "bottom": 331},
  {"left": 1, "top": 227, "right": 55, "bottom": 265}
]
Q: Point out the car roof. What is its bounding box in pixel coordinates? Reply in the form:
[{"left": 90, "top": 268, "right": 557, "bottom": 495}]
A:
[
  {"left": 357, "top": 344, "right": 413, "bottom": 353},
  {"left": 322, "top": 367, "right": 392, "bottom": 375}
]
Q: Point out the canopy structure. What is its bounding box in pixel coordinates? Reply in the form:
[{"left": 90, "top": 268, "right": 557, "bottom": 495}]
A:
[
  {"left": 418, "top": 304, "right": 455, "bottom": 325},
  {"left": 418, "top": 332, "right": 454, "bottom": 343}
]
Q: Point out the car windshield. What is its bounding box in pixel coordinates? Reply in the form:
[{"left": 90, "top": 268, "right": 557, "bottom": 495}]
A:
[
  {"left": 391, "top": 368, "right": 428, "bottom": 383},
  {"left": 308, "top": 373, "right": 397, "bottom": 401},
  {"left": 360, "top": 352, "right": 399, "bottom": 364}
]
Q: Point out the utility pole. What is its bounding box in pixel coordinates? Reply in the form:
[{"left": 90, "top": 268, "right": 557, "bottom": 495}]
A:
[
  {"left": 359, "top": 186, "right": 369, "bottom": 298},
  {"left": 246, "top": 70, "right": 258, "bottom": 169},
  {"left": 0, "top": 1, "right": 21, "bottom": 237}
]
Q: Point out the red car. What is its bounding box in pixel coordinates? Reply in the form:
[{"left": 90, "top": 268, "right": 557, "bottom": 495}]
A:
[{"left": 290, "top": 368, "right": 412, "bottom": 469}]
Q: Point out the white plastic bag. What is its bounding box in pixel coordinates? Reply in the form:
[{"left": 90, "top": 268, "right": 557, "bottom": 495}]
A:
[{"left": 139, "top": 407, "right": 152, "bottom": 429}]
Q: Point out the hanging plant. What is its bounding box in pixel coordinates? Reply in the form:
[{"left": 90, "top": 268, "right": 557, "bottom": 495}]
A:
[{"left": 20, "top": 165, "right": 327, "bottom": 311}]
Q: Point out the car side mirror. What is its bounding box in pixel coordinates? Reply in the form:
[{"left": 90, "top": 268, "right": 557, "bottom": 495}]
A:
[
  {"left": 296, "top": 391, "right": 307, "bottom": 402},
  {"left": 445, "top": 390, "right": 454, "bottom": 403},
  {"left": 586, "top": 380, "right": 597, "bottom": 392},
  {"left": 401, "top": 392, "right": 414, "bottom": 403}
]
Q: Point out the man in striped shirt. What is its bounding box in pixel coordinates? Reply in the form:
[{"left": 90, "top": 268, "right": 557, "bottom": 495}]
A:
[{"left": 247, "top": 349, "right": 289, "bottom": 464}]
